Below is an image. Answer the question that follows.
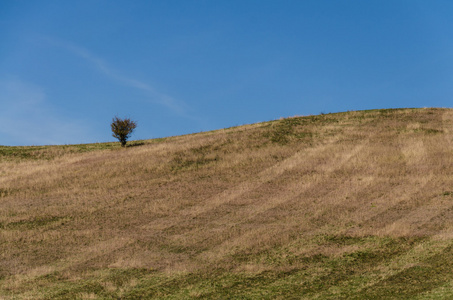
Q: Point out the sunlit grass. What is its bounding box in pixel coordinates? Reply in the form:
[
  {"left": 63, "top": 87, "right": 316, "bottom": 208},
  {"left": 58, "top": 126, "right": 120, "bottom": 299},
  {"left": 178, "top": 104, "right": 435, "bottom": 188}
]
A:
[{"left": 1, "top": 108, "right": 453, "bottom": 299}]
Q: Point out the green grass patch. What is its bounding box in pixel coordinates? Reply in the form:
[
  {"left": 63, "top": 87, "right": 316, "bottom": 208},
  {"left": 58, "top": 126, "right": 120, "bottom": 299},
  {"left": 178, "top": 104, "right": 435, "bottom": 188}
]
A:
[
  {"left": 3, "top": 216, "right": 68, "bottom": 230},
  {"left": 0, "top": 188, "right": 12, "bottom": 197},
  {"left": 1, "top": 235, "right": 452, "bottom": 298},
  {"left": 0, "top": 146, "right": 49, "bottom": 160},
  {"left": 0, "top": 140, "right": 153, "bottom": 162},
  {"left": 357, "top": 245, "right": 453, "bottom": 299},
  {"left": 265, "top": 117, "right": 317, "bottom": 145},
  {"left": 170, "top": 144, "right": 221, "bottom": 172}
]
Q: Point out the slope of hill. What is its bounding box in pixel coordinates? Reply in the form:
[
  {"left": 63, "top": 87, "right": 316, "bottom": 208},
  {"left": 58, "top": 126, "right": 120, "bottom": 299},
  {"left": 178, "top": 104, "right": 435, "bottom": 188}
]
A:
[{"left": 1, "top": 108, "right": 453, "bottom": 299}]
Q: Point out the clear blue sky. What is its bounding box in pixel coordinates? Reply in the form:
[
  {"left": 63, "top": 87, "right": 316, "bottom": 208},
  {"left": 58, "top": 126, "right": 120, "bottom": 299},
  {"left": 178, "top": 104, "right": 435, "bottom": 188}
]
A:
[{"left": 1, "top": 0, "right": 452, "bottom": 146}]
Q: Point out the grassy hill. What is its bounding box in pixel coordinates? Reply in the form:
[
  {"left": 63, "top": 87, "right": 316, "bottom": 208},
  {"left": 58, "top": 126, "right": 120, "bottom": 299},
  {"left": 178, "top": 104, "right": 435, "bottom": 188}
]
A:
[{"left": 1, "top": 108, "right": 453, "bottom": 299}]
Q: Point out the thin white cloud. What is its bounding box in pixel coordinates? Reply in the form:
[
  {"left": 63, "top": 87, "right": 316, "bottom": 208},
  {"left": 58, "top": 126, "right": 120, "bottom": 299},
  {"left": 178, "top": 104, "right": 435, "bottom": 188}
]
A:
[
  {"left": 44, "top": 37, "right": 189, "bottom": 116},
  {"left": 0, "top": 79, "right": 91, "bottom": 145}
]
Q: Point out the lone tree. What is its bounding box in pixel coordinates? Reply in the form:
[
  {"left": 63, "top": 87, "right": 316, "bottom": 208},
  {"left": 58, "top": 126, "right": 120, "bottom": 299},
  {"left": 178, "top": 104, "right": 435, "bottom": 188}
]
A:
[{"left": 111, "top": 116, "right": 137, "bottom": 147}]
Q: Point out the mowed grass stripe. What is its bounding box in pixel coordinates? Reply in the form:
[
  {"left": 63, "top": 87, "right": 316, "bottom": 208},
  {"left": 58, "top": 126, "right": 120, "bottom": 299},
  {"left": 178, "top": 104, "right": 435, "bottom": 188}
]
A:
[
  {"left": 310, "top": 236, "right": 452, "bottom": 298},
  {"left": 191, "top": 142, "right": 369, "bottom": 263},
  {"left": 134, "top": 127, "right": 372, "bottom": 273},
  {"left": 356, "top": 241, "right": 453, "bottom": 299},
  {"left": 2, "top": 237, "right": 134, "bottom": 290},
  {"left": 141, "top": 134, "right": 341, "bottom": 232}
]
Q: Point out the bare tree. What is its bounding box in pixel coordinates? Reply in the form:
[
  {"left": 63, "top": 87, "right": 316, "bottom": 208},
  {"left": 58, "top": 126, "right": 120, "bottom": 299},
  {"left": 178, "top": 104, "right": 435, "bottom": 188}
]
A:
[{"left": 111, "top": 116, "right": 137, "bottom": 147}]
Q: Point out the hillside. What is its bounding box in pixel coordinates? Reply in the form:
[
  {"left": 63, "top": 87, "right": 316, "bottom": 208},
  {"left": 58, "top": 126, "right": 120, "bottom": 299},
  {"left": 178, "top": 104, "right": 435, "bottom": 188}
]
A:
[{"left": 1, "top": 108, "right": 453, "bottom": 299}]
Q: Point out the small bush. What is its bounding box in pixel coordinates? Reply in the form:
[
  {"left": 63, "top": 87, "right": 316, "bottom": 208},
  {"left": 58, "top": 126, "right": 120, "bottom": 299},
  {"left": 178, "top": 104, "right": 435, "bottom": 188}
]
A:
[{"left": 111, "top": 116, "right": 137, "bottom": 147}]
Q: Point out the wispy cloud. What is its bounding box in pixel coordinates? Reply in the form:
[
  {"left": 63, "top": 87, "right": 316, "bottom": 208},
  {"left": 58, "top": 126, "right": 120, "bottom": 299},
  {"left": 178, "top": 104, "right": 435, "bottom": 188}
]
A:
[
  {"left": 0, "top": 79, "right": 92, "bottom": 145},
  {"left": 44, "top": 37, "right": 190, "bottom": 116}
]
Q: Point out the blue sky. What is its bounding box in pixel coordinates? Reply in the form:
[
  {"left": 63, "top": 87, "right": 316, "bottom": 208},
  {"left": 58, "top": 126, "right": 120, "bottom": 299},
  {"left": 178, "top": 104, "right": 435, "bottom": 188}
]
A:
[{"left": 1, "top": 0, "right": 453, "bottom": 146}]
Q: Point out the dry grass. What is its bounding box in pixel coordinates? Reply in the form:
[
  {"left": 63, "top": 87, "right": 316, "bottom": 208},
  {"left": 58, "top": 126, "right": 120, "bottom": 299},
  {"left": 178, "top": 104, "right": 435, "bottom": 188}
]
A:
[{"left": 1, "top": 108, "right": 453, "bottom": 299}]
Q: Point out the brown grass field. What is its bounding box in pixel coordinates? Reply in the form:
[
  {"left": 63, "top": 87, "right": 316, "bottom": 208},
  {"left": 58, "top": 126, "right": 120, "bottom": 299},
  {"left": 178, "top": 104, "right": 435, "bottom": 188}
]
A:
[{"left": 1, "top": 108, "right": 453, "bottom": 299}]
